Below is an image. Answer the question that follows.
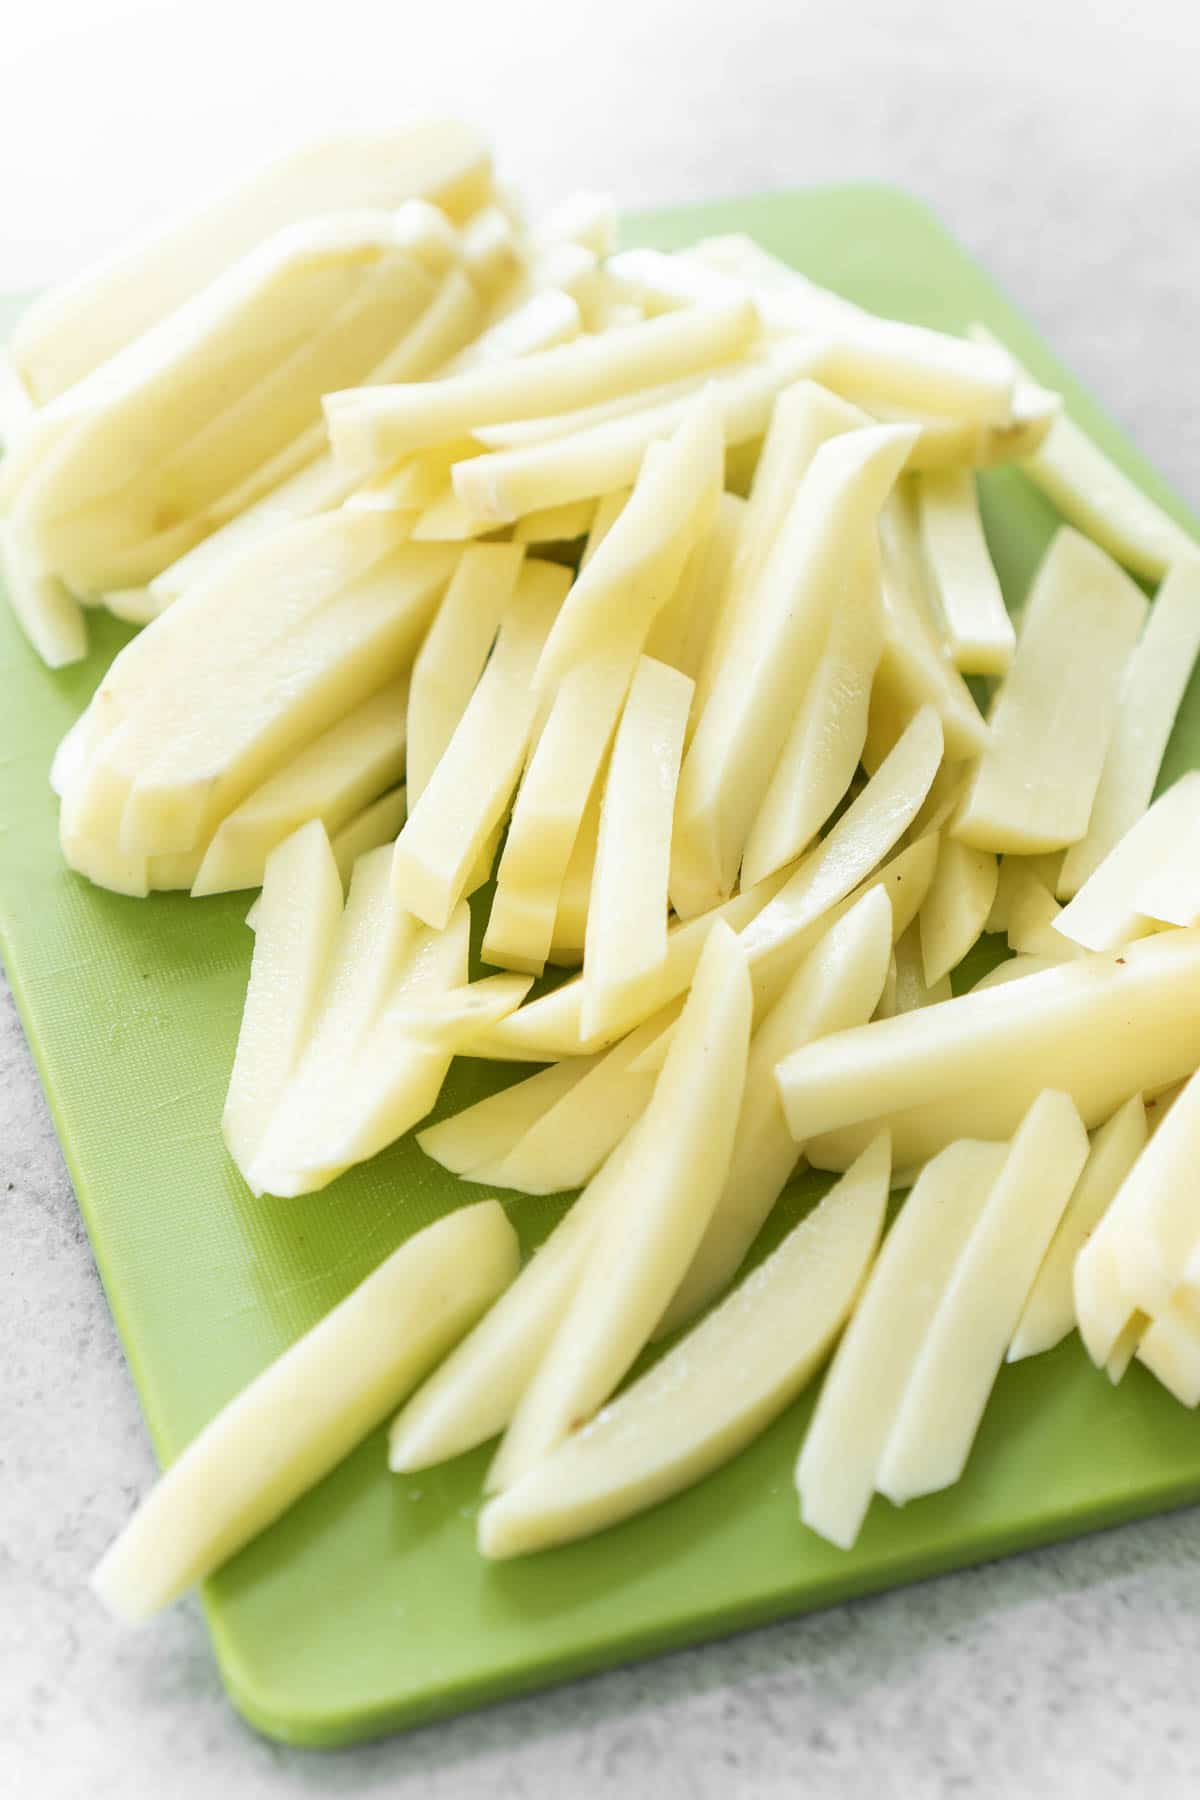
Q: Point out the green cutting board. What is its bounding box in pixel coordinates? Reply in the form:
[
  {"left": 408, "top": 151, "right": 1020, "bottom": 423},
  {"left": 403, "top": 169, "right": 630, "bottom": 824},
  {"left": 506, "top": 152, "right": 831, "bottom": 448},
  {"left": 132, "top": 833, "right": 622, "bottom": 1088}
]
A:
[{"left": 4, "top": 185, "right": 1200, "bottom": 1749}]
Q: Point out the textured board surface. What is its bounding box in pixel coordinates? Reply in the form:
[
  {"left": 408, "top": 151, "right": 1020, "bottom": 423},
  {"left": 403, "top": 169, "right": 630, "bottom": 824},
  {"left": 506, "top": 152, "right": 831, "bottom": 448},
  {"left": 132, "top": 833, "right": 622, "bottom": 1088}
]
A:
[{"left": 2, "top": 185, "right": 1199, "bottom": 1749}]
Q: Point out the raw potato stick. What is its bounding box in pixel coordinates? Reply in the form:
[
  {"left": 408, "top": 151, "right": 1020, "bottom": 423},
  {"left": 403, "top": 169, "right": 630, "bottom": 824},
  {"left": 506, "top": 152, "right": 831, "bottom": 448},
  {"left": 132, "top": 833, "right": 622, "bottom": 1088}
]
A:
[
  {"left": 222, "top": 821, "right": 343, "bottom": 1179},
  {"left": 919, "top": 836, "right": 999, "bottom": 988},
  {"left": 10, "top": 122, "right": 491, "bottom": 402},
  {"left": 876, "top": 1090, "right": 1089, "bottom": 1503},
  {"left": 779, "top": 928, "right": 1200, "bottom": 1151},
  {"left": 489, "top": 923, "right": 752, "bottom": 1488},
  {"left": 583, "top": 657, "right": 694, "bottom": 1039},
  {"left": 92, "top": 1201, "right": 518, "bottom": 1622},
  {"left": 1058, "top": 556, "right": 1200, "bottom": 896},
  {"left": 797, "top": 1139, "right": 1007, "bottom": 1549},
  {"left": 478, "top": 1136, "right": 890, "bottom": 1560},
  {"left": 417, "top": 1058, "right": 599, "bottom": 1178},
  {"left": 916, "top": 467, "right": 1014, "bottom": 674},
  {"left": 391, "top": 559, "right": 570, "bottom": 927},
  {"left": 330, "top": 786, "right": 407, "bottom": 883},
  {"left": 324, "top": 300, "right": 758, "bottom": 464},
  {"left": 967, "top": 324, "right": 1197, "bottom": 581},
  {"left": 404, "top": 543, "right": 525, "bottom": 804},
  {"left": 469, "top": 1009, "right": 680, "bottom": 1197},
  {"left": 390, "top": 1133, "right": 643, "bottom": 1473},
  {"left": 533, "top": 396, "right": 723, "bottom": 699},
  {"left": 120, "top": 544, "right": 453, "bottom": 856},
  {"left": 450, "top": 340, "right": 822, "bottom": 522},
  {"left": 483, "top": 648, "right": 637, "bottom": 975},
  {"left": 1009, "top": 1096, "right": 1147, "bottom": 1362},
  {"left": 670, "top": 421, "right": 917, "bottom": 916},
  {"left": 740, "top": 529, "right": 884, "bottom": 887},
  {"left": 1054, "top": 773, "right": 1200, "bottom": 952},
  {"left": 191, "top": 677, "right": 410, "bottom": 894},
  {"left": 954, "top": 529, "right": 1148, "bottom": 853},
  {"left": 659, "top": 884, "right": 893, "bottom": 1336}
]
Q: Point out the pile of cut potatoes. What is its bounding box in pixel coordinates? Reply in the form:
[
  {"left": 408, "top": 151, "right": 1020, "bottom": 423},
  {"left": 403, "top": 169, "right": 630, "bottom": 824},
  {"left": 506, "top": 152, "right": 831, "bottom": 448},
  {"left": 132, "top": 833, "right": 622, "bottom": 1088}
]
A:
[{"left": 6, "top": 123, "right": 1200, "bottom": 1625}]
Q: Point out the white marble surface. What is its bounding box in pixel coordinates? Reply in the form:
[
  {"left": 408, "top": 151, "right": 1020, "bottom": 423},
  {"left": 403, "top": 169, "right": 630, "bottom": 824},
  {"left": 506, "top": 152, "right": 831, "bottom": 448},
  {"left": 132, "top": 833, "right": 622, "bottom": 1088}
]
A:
[{"left": 4, "top": 2, "right": 1200, "bottom": 1794}]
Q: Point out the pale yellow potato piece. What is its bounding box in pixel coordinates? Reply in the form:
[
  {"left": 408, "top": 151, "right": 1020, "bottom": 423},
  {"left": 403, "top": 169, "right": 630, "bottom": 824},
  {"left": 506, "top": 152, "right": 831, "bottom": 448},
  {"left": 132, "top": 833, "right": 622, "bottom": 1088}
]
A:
[
  {"left": 547, "top": 766, "right": 603, "bottom": 965},
  {"left": 442, "top": 288, "right": 582, "bottom": 375},
  {"left": 787, "top": 931, "right": 1200, "bottom": 1169},
  {"left": 1136, "top": 1296, "right": 1200, "bottom": 1406},
  {"left": 535, "top": 191, "right": 617, "bottom": 259},
  {"left": 1086, "top": 1065, "right": 1200, "bottom": 1318},
  {"left": 49, "top": 709, "right": 99, "bottom": 799},
  {"left": 470, "top": 1009, "right": 679, "bottom": 1198},
  {"left": 465, "top": 867, "right": 791, "bottom": 1061},
  {"left": 147, "top": 274, "right": 483, "bottom": 607},
  {"left": 222, "top": 821, "right": 342, "bottom": 1181},
  {"left": 878, "top": 1090, "right": 1089, "bottom": 1503},
  {"left": 408, "top": 488, "right": 496, "bottom": 541},
  {"left": 242, "top": 843, "right": 419, "bottom": 1182},
  {"left": 461, "top": 204, "right": 526, "bottom": 301},
  {"left": 471, "top": 368, "right": 723, "bottom": 452},
  {"left": 1074, "top": 1222, "right": 1144, "bottom": 1371},
  {"left": 102, "top": 587, "right": 160, "bottom": 626},
  {"left": 866, "top": 487, "right": 988, "bottom": 767},
  {"left": 11, "top": 123, "right": 490, "bottom": 404},
  {"left": 513, "top": 499, "right": 596, "bottom": 544},
  {"left": 248, "top": 905, "right": 470, "bottom": 1197},
  {"left": 644, "top": 490, "right": 745, "bottom": 688},
  {"left": 740, "top": 532, "right": 883, "bottom": 887},
  {"left": 955, "top": 529, "right": 1147, "bottom": 852},
  {"left": 326, "top": 300, "right": 757, "bottom": 465},
  {"left": 583, "top": 657, "right": 693, "bottom": 1039},
  {"left": 796, "top": 1139, "right": 1006, "bottom": 1550},
  {"left": 670, "top": 422, "right": 917, "bottom": 916},
  {"left": 120, "top": 544, "right": 453, "bottom": 857},
  {"left": 386, "top": 973, "right": 534, "bottom": 1041},
  {"left": 483, "top": 649, "right": 636, "bottom": 975},
  {"left": 479, "top": 834, "right": 936, "bottom": 1066},
  {"left": 348, "top": 440, "right": 482, "bottom": 517},
  {"left": 869, "top": 375, "right": 1060, "bottom": 472},
  {"left": 0, "top": 523, "right": 87, "bottom": 667},
  {"left": 970, "top": 951, "right": 1070, "bottom": 992},
  {"left": 489, "top": 923, "right": 752, "bottom": 1488},
  {"left": 11, "top": 216, "right": 442, "bottom": 589},
  {"left": 533, "top": 396, "right": 724, "bottom": 699},
  {"left": 1058, "top": 557, "right": 1200, "bottom": 896},
  {"left": 1009, "top": 1096, "right": 1147, "bottom": 1362},
  {"left": 966, "top": 325, "right": 1196, "bottom": 581},
  {"left": 389, "top": 1135, "right": 638, "bottom": 1474},
  {"left": 691, "top": 381, "right": 864, "bottom": 735},
  {"left": 93, "top": 1200, "right": 517, "bottom": 1622},
  {"left": 478, "top": 1135, "right": 890, "bottom": 1560},
  {"left": 1003, "top": 865, "right": 1082, "bottom": 958},
  {"left": 418, "top": 1058, "right": 601, "bottom": 1178},
  {"left": 330, "top": 786, "right": 407, "bottom": 884},
  {"left": 1054, "top": 774, "right": 1200, "bottom": 952},
  {"left": 391, "top": 559, "right": 570, "bottom": 927},
  {"left": 659, "top": 885, "right": 892, "bottom": 1337},
  {"left": 405, "top": 543, "right": 524, "bottom": 804},
  {"left": 579, "top": 488, "right": 629, "bottom": 570},
  {"left": 919, "top": 835, "right": 998, "bottom": 987},
  {"left": 780, "top": 928, "right": 1200, "bottom": 1137},
  {"left": 916, "top": 466, "right": 1014, "bottom": 675},
  {"left": 451, "top": 340, "right": 823, "bottom": 522},
  {"left": 191, "top": 679, "right": 409, "bottom": 895},
  {"left": 733, "top": 708, "right": 943, "bottom": 985},
  {"left": 90, "top": 510, "right": 414, "bottom": 750}
]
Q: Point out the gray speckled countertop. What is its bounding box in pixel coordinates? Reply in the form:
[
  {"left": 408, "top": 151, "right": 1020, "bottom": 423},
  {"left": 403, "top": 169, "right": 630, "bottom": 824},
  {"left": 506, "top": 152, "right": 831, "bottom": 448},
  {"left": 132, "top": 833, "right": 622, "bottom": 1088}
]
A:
[{"left": 4, "top": 3, "right": 1200, "bottom": 1794}]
